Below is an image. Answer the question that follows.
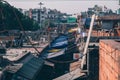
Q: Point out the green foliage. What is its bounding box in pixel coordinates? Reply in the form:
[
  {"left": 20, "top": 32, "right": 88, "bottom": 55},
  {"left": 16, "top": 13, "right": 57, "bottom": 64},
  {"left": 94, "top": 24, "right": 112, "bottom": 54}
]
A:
[{"left": 0, "top": 2, "right": 40, "bottom": 31}]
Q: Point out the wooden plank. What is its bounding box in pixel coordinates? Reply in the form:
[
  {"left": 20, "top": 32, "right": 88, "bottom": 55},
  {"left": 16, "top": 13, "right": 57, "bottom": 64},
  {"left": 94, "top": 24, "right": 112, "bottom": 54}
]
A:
[{"left": 53, "top": 68, "right": 85, "bottom": 80}]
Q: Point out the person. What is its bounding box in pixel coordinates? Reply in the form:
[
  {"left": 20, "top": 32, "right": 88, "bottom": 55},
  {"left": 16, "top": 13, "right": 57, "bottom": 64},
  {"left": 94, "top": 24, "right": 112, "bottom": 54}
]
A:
[{"left": 113, "top": 24, "right": 119, "bottom": 36}]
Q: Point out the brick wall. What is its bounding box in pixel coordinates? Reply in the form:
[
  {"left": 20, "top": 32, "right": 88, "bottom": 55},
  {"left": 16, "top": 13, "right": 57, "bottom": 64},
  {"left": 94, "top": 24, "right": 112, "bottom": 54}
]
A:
[{"left": 99, "top": 40, "right": 120, "bottom": 80}]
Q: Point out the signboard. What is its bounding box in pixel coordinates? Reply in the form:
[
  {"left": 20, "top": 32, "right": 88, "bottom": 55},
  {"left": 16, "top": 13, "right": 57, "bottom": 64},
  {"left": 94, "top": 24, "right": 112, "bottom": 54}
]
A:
[
  {"left": 67, "top": 17, "right": 77, "bottom": 23},
  {"left": 73, "top": 53, "right": 81, "bottom": 60}
]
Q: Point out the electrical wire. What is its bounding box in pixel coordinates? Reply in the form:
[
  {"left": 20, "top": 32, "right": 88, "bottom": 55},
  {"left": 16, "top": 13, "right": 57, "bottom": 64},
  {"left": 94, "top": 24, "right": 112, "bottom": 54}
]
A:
[
  {"left": 2, "top": 0, "right": 41, "bottom": 55},
  {"left": 0, "top": 1, "right": 20, "bottom": 49},
  {"left": 0, "top": 1, "right": 14, "bottom": 49},
  {"left": 46, "top": 54, "right": 86, "bottom": 64},
  {"left": 45, "top": 28, "right": 87, "bottom": 64},
  {"left": 45, "top": 31, "right": 85, "bottom": 64},
  {"left": 1, "top": 0, "right": 88, "bottom": 64},
  {"left": 0, "top": 1, "right": 112, "bottom": 80},
  {"left": 0, "top": 2, "right": 98, "bottom": 79}
]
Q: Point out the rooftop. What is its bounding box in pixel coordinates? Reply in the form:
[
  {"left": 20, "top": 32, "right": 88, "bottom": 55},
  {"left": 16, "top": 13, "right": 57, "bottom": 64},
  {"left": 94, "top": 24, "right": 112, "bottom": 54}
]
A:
[
  {"left": 4, "top": 49, "right": 29, "bottom": 62},
  {"left": 100, "top": 39, "right": 120, "bottom": 51},
  {"left": 5, "top": 64, "right": 23, "bottom": 73},
  {"left": 97, "top": 14, "right": 120, "bottom": 20},
  {"left": 3, "top": 43, "right": 48, "bottom": 62},
  {"left": 15, "top": 57, "right": 44, "bottom": 80}
]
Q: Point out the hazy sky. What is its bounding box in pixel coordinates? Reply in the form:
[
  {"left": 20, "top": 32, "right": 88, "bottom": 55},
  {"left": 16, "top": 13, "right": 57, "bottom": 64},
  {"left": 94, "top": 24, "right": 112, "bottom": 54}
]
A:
[{"left": 5, "top": 0, "right": 120, "bottom": 14}]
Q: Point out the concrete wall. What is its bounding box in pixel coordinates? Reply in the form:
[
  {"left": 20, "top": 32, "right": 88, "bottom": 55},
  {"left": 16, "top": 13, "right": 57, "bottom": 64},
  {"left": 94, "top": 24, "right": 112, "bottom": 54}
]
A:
[{"left": 99, "top": 40, "right": 120, "bottom": 80}]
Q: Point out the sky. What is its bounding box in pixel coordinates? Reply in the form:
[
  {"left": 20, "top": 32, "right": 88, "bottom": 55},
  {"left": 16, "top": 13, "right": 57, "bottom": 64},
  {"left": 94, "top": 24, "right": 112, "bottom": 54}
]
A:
[{"left": 4, "top": 0, "right": 120, "bottom": 14}]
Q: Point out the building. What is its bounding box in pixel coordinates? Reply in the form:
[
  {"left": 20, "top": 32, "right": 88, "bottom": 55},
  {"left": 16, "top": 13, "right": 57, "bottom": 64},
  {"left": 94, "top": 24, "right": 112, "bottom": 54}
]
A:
[
  {"left": 24, "top": 8, "right": 66, "bottom": 27},
  {"left": 3, "top": 55, "right": 44, "bottom": 80},
  {"left": 116, "top": 8, "right": 120, "bottom": 14},
  {"left": 87, "top": 5, "right": 103, "bottom": 17},
  {"left": 99, "top": 40, "right": 120, "bottom": 80},
  {"left": 25, "top": 8, "right": 47, "bottom": 27},
  {"left": 97, "top": 14, "right": 120, "bottom": 36}
]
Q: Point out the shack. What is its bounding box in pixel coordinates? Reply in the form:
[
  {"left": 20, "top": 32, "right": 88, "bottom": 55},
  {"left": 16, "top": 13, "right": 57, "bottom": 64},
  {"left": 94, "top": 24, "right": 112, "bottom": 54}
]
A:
[{"left": 97, "top": 14, "right": 120, "bottom": 36}]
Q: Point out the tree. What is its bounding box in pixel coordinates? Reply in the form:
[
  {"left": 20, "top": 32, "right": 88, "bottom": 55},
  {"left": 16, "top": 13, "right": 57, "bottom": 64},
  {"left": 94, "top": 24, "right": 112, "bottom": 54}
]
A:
[
  {"left": 108, "top": 9, "right": 113, "bottom": 14},
  {"left": 0, "top": 1, "right": 40, "bottom": 31}
]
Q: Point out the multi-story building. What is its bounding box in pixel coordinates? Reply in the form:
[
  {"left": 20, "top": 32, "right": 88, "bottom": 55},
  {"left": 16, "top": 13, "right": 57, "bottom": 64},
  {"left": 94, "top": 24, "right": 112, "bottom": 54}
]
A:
[
  {"left": 116, "top": 8, "right": 120, "bottom": 14},
  {"left": 87, "top": 5, "right": 103, "bottom": 17},
  {"left": 25, "top": 8, "right": 47, "bottom": 27},
  {"left": 24, "top": 7, "right": 67, "bottom": 27}
]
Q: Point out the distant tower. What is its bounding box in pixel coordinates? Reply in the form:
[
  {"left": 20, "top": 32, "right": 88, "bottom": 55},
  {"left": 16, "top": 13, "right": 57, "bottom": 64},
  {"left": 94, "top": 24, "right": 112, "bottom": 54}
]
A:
[
  {"left": 38, "top": 2, "right": 43, "bottom": 28},
  {"left": 119, "top": 0, "right": 120, "bottom": 5}
]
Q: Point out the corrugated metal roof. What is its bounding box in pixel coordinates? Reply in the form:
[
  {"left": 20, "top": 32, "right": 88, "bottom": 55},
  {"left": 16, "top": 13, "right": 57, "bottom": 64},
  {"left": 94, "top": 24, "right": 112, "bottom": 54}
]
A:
[{"left": 16, "top": 57, "right": 44, "bottom": 80}]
